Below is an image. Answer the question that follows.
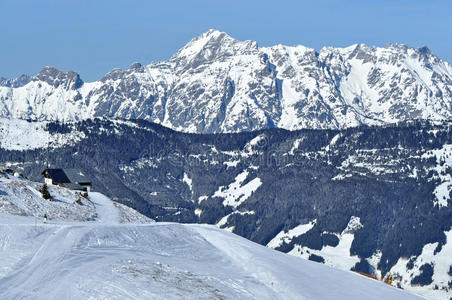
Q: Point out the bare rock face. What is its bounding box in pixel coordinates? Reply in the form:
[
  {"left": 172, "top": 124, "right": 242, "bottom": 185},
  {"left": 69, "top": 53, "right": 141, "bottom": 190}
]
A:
[
  {"left": 0, "top": 74, "right": 31, "bottom": 88},
  {"left": 34, "top": 66, "right": 84, "bottom": 90},
  {"left": 1, "top": 30, "right": 452, "bottom": 132}
]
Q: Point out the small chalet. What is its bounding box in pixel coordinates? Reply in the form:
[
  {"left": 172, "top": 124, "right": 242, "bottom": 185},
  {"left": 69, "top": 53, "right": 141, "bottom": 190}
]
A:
[{"left": 42, "top": 168, "right": 92, "bottom": 192}]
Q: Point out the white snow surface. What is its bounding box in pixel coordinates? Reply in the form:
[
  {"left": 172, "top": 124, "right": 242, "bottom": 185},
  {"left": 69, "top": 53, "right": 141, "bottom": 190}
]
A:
[
  {"left": 213, "top": 170, "right": 262, "bottom": 208},
  {"left": 0, "top": 118, "right": 86, "bottom": 151},
  {"left": 0, "top": 172, "right": 421, "bottom": 299},
  {"left": 279, "top": 217, "right": 364, "bottom": 273},
  {"left": 388, "top": 228, "right": 452, "bottom": 300},
  {"left": 182, "top": 172, "right": 193, "bottom": 198},
  {"left": 270, "top": 214, "right": 452, "bottom": 300},
  {"left": 0, "top": 216, "right": 422, "bottom": 299},
  {"left": 422, "top": 144, "right": 452, "bottom": 207},
  {"left": 89, "top": 192, "right": 120, "bottom": 223},
  {"left": 267, "top": 220, "right": 317, "bottom": 249},
  {"left": 0, "top": 174, "right": 95, "bottom": 221},
  {"left": 0, "top": 173, "right": 151, "bottom": 224}
]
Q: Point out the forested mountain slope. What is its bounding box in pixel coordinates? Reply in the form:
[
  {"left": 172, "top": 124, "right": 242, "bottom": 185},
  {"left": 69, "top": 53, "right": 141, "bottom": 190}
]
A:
[{"left": 0, "top": 118, "right": 451, "bottom": 298}]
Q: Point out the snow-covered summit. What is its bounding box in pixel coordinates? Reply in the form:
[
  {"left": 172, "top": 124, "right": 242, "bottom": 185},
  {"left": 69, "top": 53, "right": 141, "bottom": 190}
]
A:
[
  {"left": 1, "top": 30, "right": 451, "bottom": 133},
  {"left": 170, "top": 29, "right": 258, "bottom": 66},
  {"left": 33, "top": 66, "right": 84, "bottom": 90}
]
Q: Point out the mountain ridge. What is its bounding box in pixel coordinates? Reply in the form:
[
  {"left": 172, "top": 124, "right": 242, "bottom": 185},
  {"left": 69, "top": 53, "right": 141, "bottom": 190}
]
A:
[{"left": 1, "top": 29, "right": 451, "bottom": 133}]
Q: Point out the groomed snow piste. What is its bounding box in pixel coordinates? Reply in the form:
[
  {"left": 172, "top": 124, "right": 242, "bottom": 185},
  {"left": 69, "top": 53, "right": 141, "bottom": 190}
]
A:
[
  {"left": 0, "top": 173, "right": 422, "bottom": 299},
  {"left": 0, "top": 216, "right": 423, "bottom": 300}
]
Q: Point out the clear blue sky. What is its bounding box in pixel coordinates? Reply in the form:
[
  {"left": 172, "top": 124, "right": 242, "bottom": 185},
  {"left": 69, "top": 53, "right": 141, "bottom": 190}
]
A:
[{"left": 1, "top": 0, "right": 451, "bottom": 81}]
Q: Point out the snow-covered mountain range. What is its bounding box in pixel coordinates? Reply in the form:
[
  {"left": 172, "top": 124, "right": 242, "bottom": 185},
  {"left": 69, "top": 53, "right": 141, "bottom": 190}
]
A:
[
  {"left": 0, "top": 172, "right": 420, "bottom": 299},
  {"left": 1, "top": 30, "right": 452, "bottom": 133}
]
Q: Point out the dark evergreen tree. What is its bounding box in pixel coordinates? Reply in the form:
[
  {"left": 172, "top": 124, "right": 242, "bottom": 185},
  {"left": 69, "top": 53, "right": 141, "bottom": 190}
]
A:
[{"left": 40, "top": 183, "right": 52, "bottom": 201}]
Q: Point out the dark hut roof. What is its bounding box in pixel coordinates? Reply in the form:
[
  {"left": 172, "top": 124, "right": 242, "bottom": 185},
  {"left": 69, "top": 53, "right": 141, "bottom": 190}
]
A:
[
  {"left": 42, "top": 169, "right": 70, "bottom": 183},
  {"left": 42, "top": 168, "right": 91, "bottom": 185},
  {"left": 64, "top": 169, "right": 91, "bottom": 184}
]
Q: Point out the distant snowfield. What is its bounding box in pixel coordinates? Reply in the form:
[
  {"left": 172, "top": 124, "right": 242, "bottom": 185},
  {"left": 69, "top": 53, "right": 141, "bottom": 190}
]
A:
[
  {"left": 0, "top": 118, "right": 147, "bottom": 151},
  {"left": 0, "top": 118, "right": 86, "bottom": 151}
]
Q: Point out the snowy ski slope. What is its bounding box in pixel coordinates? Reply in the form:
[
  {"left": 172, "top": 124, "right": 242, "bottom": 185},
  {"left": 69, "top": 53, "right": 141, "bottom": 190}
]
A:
[
  {"left": 0, "top": 216, "right": 423, "bottom": 300},
  {"left": 0, "top": 177, "right": 422, "bottom": 299}
]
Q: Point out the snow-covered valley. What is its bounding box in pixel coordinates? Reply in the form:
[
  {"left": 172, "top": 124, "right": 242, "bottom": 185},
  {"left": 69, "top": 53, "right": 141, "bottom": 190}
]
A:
[{"left": 0, "top": 172, "right": 422, "bottom": 299}]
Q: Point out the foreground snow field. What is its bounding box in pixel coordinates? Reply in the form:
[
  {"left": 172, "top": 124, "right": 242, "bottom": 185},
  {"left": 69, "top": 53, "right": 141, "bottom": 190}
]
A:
[
  {"left": 0, "top": 217, "right": 422, "bottom": 299},
  {"left": 0, "top": 173, "right": 423, "bottom": 299}
]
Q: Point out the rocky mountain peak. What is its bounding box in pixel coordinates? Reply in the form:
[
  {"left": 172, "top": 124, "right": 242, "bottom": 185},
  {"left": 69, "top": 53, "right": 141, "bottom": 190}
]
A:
[
  {"left": 417, "top": 45, "right": 432, "bottom": 56},
  {"left": 101, "top": 68, "right": 125, "bottom": 82},
  {"left": 0, "top": 31, "right": 451, "bottom": 132},
  {"left": 129, "top": 62, "right": 143, "bottom": 71},
  {"left": 169, "top": 29, "right": 258, "bottom": 69},
  {"left": 0, "top": 74, "right": 31, "bottom": 88},
  {"left": 34, "top": 66, "right": 83, "bottom": 90}
]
